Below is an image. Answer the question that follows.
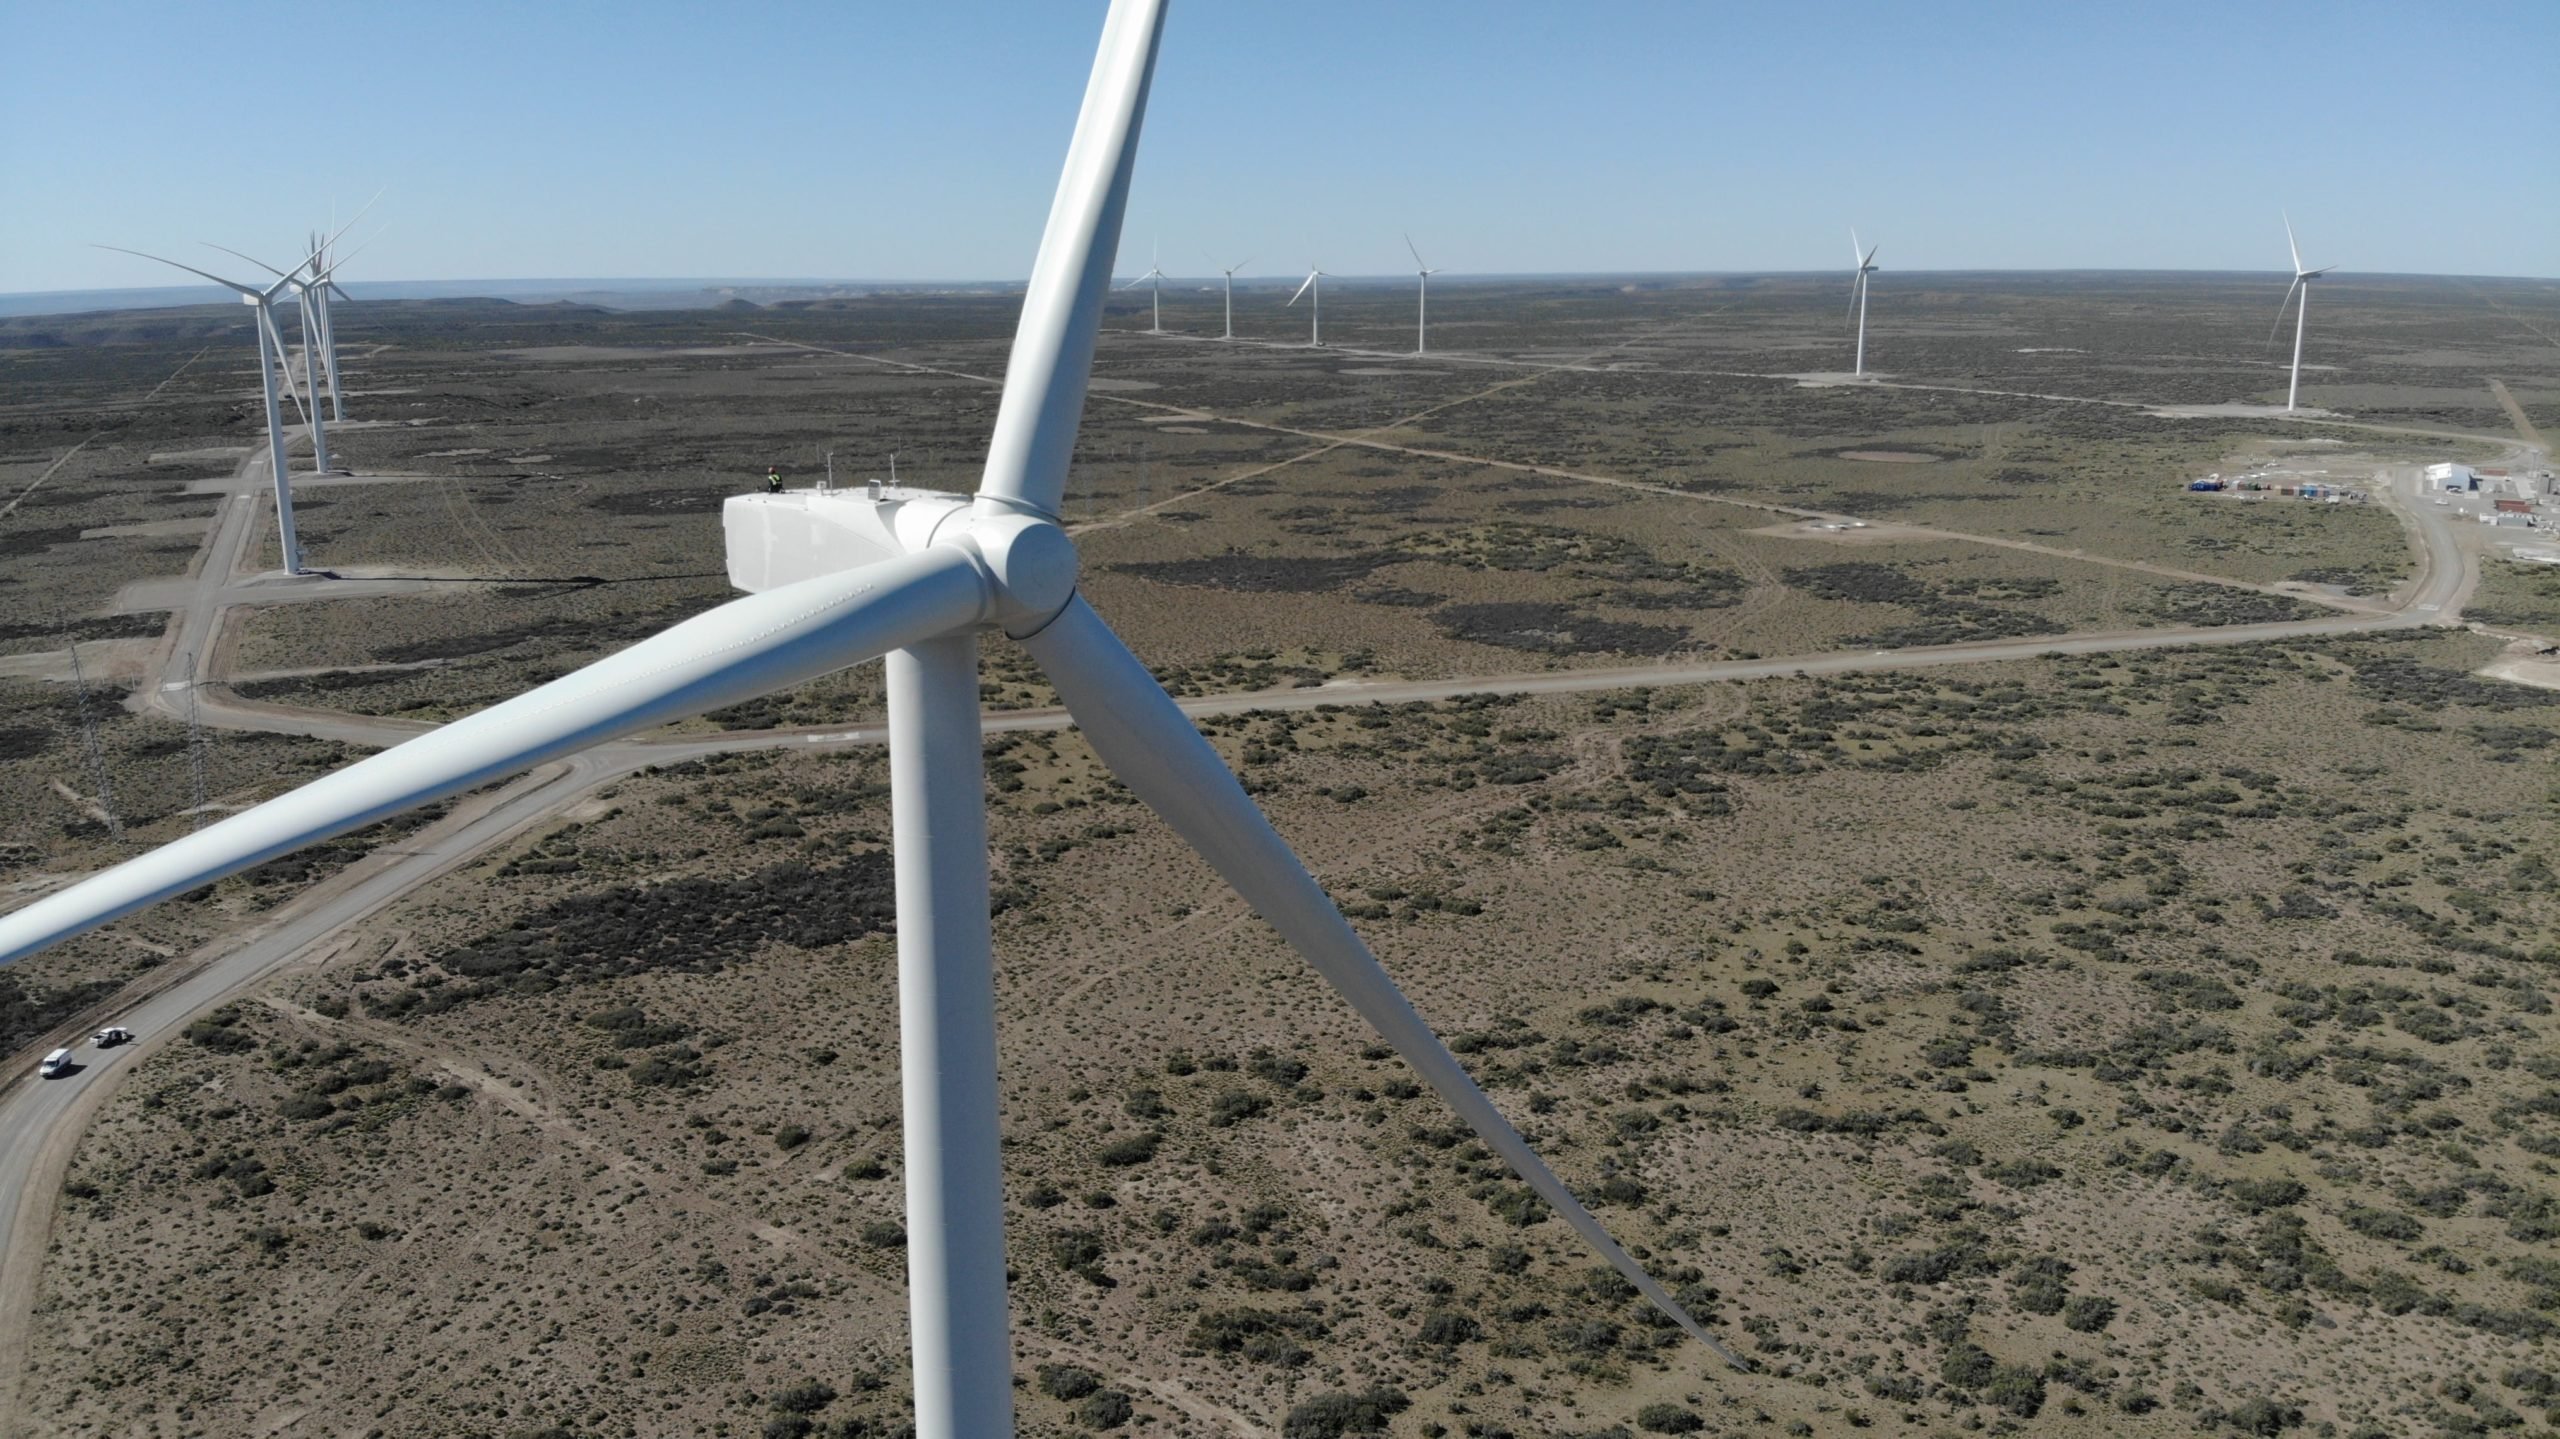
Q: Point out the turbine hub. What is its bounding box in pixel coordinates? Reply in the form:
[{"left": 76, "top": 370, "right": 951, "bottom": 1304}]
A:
[{"left": 960, "top": 511, "right": 1080, "bottom": 636}]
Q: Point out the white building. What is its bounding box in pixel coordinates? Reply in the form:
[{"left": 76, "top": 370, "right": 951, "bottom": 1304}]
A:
[{"left": 2425, "top": 462, "right": 2476, "bottom": 491}]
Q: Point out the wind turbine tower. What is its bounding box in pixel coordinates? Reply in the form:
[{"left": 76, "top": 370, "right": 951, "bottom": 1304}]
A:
[
  {"left": 19, "top": 5, "right": 1747, "bottom": 1432},
  {"left": 1850, "top": 230, "right": 1880, "bottom": 377},
  {"left": 98, "top": 246, "right": 316, "bottom": 574},
  {"left": 1117, "top": 243, "right": 1167, "bottom": 333},
  {"left": 2275, "top": 215, "right": 2336, "bottom": 413},
  {"left": 1286, "top": 264, "right": 1328, "bottom": 347},
  {"left": 1218, "top": 257, "right": 1250, "bottom": 340},
  {"left": 296, "top": 228, "right": 361, "bottom": 422},
  {"left": 1407, "top": 234, "right": 1439, "bottom": 355},
  {"left": 209, "top": 246, "right": 347, "bottom": 471}
]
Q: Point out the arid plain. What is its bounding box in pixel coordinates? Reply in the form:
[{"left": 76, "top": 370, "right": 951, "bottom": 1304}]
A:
[{"left": 3, "top": 271, "right": 2558, "bottom": 1438}]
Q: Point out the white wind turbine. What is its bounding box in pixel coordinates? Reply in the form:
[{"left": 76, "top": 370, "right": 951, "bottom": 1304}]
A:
[
  {"left": 207, "top": 219, "right": 372, "bottom": 450},
  {"left": 1849, "top": 229, "right": 1880, "bottom": 377},
  {"left": 1218, "top": 255, "right": 1251, "bottom": 340},
  {"left": 1406, "top": 233, "right": 1439, "bottom": 354},
  {"left": 11, "top": 4, "right": 1743, "bottom": 1432},
  {"left": 2273, "top": 214, "right": 2336, "bottom": 413},
  {"left": 1116, "top": 240, "right": 1167, "bottom": 332},
  {"left": 290, "top": 223, "right": 366, "bottom": 423},
  {"left": 95, "top": 245, "right": 321, "bottom": 574},
  {"left": 1286, "top": 262, "right": 1329, "bottom": 346},
  {"left": 304, "top": 191, "right": 384, "bottom": 422}
]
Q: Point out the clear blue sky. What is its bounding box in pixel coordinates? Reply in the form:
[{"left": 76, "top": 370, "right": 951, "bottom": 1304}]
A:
[{"left": 6, "top": 0, "right": 2554, "bottom": 295}]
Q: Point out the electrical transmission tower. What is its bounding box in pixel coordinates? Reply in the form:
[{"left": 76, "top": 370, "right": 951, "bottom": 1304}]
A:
[{"left": 65, "top": 637, "right": 122, "bottom": 841}]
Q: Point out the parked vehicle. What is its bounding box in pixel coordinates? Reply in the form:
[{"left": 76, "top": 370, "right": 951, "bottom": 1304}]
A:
[{"left": 92, "top": 1026, "right": 135, "bottom": 1047}]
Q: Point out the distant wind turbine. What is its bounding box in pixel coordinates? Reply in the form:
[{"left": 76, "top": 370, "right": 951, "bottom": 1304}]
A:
[
  {"left": 1117, "top": 241, "right": 1167, "bottom": 333},
  {"left": 95, "top": 244, "right": 319, "bottom": 574},
  {"left": 2273, "top": 214, "right": 2336, "bottom": 413},
  {"left": 207, "top": 214, "right": 372, "bottom": 440},
  {"left": 1218, "top": 257, "right": 1250, "bottom": 340},
  {"left": 1850, "top": 230, "right": 1880, "bottom": 377},
  {"left": 1406, "top": 234, "right": 1439, "bottom": 354},
  {"left": 1286, "top": 264, "right": 1328, "bottom": 347}
]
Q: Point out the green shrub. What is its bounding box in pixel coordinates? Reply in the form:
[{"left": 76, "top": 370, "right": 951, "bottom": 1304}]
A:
[
  {"left": 1076, "top": 1391, "right": 1135, "bottom": 1430},
  {"left": 772, "top": 1380, "right": 836, "bottom": 1414},
  {"left": 183, "top": 1015, "right": 257, "bottom": 1053},
  {"left": 1189, "top": 1307, "right": 1326, "bottom": 1365},
  {"left": 1941, "top": 1343, "right": 1997, "bottom": 1389},
  {"left": 1282, "top": 1387, "right": 1410, "bottom": 1439},
  {"left": 2226, "top": 1178, "right": 2307, "bottom": 1213},
  {"left": 1983, "top": 1365, "right": 2047, "bottom": 1418},
  {"left": 1248, "top": 1050, "right": 1309, "bottom": 1086},
  {"left": 2225, "top": 1396, "right": 2305, "bottom": 1435},
  {"left": 2062, "top": 1295, "right": 2117, "bottom": 1332},
  {"left": 1417, "top": 1310, "right": 1481, "bottom": 1345},
  {"left": 2341, "top": 1204, "right": 2423, "bottom": 1241},
  {"left": 1208, "top": 1090, "right": 1270, "bottom": 1127},
  {"left": 1096, "top": 1132, "right": 1162, "bottom": 1166},
  {"left": 1037, "top": 1364, "right": 1101, "bottom": 1400},
  {"left": 1636, "top": 1403, "right": 1704, "bottom": 1433}
]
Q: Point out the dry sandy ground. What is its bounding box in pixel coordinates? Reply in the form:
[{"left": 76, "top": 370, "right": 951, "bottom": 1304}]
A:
[{"left": 21, "top": 633, "right": 2560, "bottom": 1439}]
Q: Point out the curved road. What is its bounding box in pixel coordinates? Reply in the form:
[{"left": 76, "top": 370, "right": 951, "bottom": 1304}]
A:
[{"left": 0, "top": 368, "right": 2522, "bottom": 1424}]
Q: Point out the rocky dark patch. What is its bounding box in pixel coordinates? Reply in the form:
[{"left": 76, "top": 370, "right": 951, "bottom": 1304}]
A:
[
  {"left": 1110, "top": 553, "right": 1398, "bottom": 594},
  {"left": 1433, "top": 602, "right": 1687, "bottom": 656}
]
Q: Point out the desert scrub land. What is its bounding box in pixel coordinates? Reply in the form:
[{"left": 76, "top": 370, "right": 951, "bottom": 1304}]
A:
[
  {"left": 27, "top": 626, "right": 2560, "bottom": 1438},
  {"left": 2468, "top": 561, "right": 2560, "bottom": 635},
  {"left": 9, "top": 273, "right": 2560, "bottom": 1438},
  {"left": 88, "top": 281, "right": 2511, "bottom": 728},
  {"left": 0, "top": 671, "right": 454, "bottom": 1056}
]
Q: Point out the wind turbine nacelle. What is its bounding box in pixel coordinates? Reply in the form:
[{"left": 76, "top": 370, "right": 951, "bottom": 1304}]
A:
[{"left": 724, "top": 488, "right": 971, "bottom": 594}]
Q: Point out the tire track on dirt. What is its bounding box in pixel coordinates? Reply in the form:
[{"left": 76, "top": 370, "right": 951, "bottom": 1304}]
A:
[{"left": 2490, "top": 379, "right": 2548, "bottom": 451}]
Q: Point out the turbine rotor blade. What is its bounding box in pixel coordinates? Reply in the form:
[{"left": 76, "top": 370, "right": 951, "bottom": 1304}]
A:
[
  {"left": 1851, "top": 228, "right": 1863, "bottom": 267},
  {"left": 1405, "top": 232, "right": 1428, "bottom": 271},
  {"left": 1021, "top": 597, "right": 1749, "bottom": 1371},
  {"left": 1863, "top": 243, "right": 1880, "bottom": 269},
  {"left": 259, "top": 305, "right": 313, "bottom": 421},
  {"left": 2268, "top": 277, "right": 2304, "bottom": 345},
  {"left": 204, "top": 242, "right": 294, "bottom": 283},
  {"left": 92, "top": 244, "right": 260, "bottom": 300},
  {"left": 315, "top": 228, "right": 384, "bottom": 281},
  {"left": 974, "top": 0, "right": 1169, "bottom": 518},
  {"left": 320, "top": 188, "right": 385, "bottom": 265},
  {"left": 1286, "top": 271, "right": 1316, "bottom": 306},
  {"left": 2283, "top": 212, "right": 2303, "bottom": 275},
  {"left": 0, "top": 549, "right": 990, "bottom": 966}
]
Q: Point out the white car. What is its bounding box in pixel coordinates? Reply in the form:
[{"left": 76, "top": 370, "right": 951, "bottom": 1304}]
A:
[{"left": 92, "top": 1026, "right": 135, "bottom": 1048}]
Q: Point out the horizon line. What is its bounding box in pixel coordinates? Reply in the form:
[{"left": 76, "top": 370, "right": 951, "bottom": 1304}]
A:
[{"left": 6, "top": 264, "right": 2554, "bottom": 323}]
